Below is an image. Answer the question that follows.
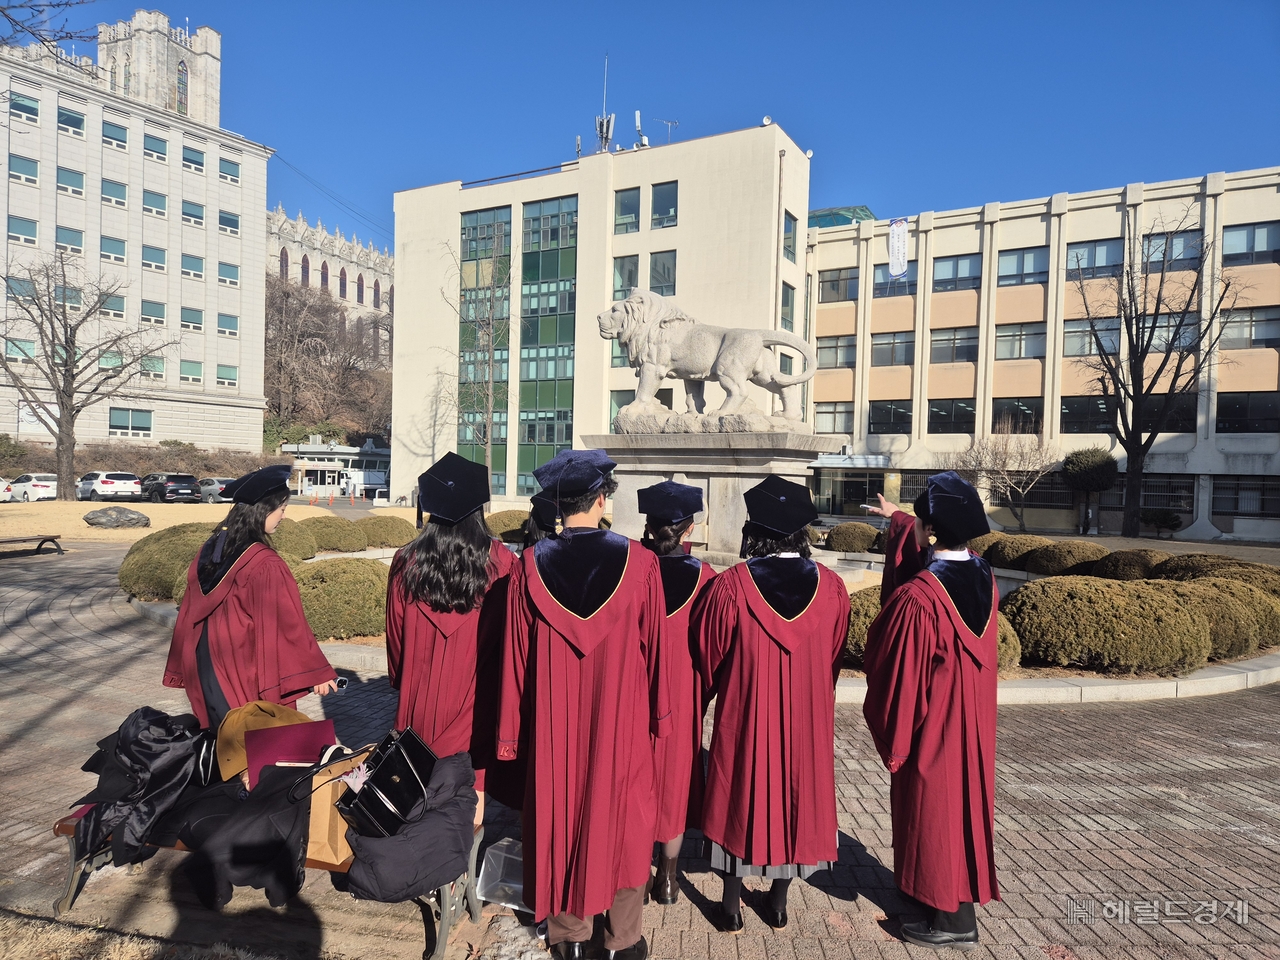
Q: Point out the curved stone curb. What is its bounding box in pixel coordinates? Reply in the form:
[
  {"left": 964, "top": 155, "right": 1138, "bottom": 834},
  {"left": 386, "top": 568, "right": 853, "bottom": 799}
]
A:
[{"left": 129, "top": 597, "right": 177, "bottom": 628}]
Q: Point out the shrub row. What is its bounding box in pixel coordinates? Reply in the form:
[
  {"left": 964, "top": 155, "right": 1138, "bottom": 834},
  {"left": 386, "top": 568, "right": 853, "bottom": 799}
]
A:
[{"left": 826, "top": 522, "right": 879, "bottom": 554}]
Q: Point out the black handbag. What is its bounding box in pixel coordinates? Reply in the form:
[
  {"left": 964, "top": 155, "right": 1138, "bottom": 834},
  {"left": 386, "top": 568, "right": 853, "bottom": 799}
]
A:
[{"left": 337, "top": 728, "right": 438, "bottom": 838}]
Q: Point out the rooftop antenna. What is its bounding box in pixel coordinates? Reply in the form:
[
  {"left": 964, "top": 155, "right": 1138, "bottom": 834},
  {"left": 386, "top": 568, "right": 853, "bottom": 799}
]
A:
[
  {"left": 634, "top": 110, "right": 648, "bottom": 149},
  {"left": 575, "top": 135, "right": 581, "bottom": 159},
  {"left": 594, "top": 55, "right": 615, "bottom": 153},
  {"left": 654, "top": 118, "right": 679, "bottom": 143}
]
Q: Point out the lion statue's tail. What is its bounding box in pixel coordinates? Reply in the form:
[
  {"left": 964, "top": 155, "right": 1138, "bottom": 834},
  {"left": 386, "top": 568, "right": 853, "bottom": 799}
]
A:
[{"left": 760, "top": 329, "right": 819, "bottom": 386}]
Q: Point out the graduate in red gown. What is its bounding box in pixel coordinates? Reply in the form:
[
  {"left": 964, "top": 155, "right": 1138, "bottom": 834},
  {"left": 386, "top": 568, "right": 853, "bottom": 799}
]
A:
[
  {"left": 385, "top": 452, "right": 517, "bottom": 822},
  {"left": 636, "top": 480, "right": 716, "bottom": 905},
  {"left": 696, "top": 476, "right": 850, "bottom": 933},
  {"left": 498, "top": 450, "right": 669, "bottom": 960},
  {"left": 164, "top": 464, "right": 338, "bottom": 730},
  {"left": 862, "top": 472, "right": 1000, "bottom": 951}
]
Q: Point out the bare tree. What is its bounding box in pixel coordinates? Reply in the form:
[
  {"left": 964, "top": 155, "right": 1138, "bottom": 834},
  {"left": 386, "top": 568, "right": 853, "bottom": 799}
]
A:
[
  {"left": 1, "top": 1, "right": 97, "bottom": 50},
  {"left": 1068, "top": 208, "right": 1238, "bottom": 536},
  {"left": 938, "top": 413, "right": 1061, "bottom": 532},
  {"left": 0, "top": 253, "right": 174, "bottom": 498}
]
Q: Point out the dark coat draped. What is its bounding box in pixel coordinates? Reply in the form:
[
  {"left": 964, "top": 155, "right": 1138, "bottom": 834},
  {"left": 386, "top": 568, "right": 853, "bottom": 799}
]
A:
[
  {"left": 862, "top": 510, "right": 1001, "bottom": 912},
  {"left": 386, "top": 540, "right": 514, "bottom": 793},
  {"left": 696, "top": 561, "right": 849, "bottom": 867},
  {"left": 497, "top": 537, "right": 671, "bottom": 922},
  {"left": 164, "top": 544, "right": 335, "bottom": 729}
]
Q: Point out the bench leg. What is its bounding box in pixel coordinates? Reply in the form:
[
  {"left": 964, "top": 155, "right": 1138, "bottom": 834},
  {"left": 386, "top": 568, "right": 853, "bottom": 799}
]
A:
[
  {"left": 463, "top": 827, "right": 483, "bottom": 925},
  {"left": 53, "top": 836, "right": 112, "bottom": 918}
]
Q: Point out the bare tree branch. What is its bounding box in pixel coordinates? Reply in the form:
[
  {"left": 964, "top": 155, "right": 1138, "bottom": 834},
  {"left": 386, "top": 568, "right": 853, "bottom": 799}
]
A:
[{"left": 936, "top": 414, "right": 1060, "bottom": 532}]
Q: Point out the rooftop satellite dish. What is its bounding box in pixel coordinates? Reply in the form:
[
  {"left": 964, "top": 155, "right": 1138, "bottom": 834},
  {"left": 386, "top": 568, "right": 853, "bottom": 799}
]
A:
[{"left": 762, "top": 115, "right": 772, "bottom": 126}]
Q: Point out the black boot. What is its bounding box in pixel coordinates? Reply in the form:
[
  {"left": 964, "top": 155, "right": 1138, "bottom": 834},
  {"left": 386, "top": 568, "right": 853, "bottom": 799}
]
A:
[
  {"left": 900, "top": 902, "right": 978, "bottom": 951},
  {"left": 653, "top": 854, "right": 680, "bottom": 905},
  {"left": 551, "top": 942, "right": 587, "bottom": 960},
  {"left": 604, "top": 936, "right": 648, "bottom": 959}
]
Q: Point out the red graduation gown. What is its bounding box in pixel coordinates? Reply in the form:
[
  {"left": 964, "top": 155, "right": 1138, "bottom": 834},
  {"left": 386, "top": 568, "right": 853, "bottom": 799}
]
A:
[
  {"left": 863, "top": 510, "right": 1000, "bottom": 912},
  {"left": 497, "top": 540, "right": 671, "bottom": 922},
  {"left": 386, "top": 540, "right": 514, "bottom": 793},
  {"left": 652, "top": 559, "right": 716, "bottom": 843},
  {"left": 163, "top": 544, "right": 336, "bottom": 729},
  {"left": 696, "top": 562, "right": 849, "bottom": 867}
]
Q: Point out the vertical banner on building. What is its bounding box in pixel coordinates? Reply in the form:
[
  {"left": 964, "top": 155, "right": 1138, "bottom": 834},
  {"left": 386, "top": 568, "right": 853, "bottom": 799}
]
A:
[{"left": 888, "top": 218, "right": 909, "bottom": 279}]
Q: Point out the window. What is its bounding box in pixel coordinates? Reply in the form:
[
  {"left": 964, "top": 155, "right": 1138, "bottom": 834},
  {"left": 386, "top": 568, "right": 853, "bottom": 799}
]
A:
[
  {"left": 992, "top": 397, "right": 1043, "bottom": 433},
  {"left": 928, "top": 398, "right": 977, "bottom": 434},
  {"left": 333, "top": 267, "right": 346, "bottom": 299},
  {"left": 217, "top": 313, "right": 239, "bottom": 337},
  {"left": 6, "top": 277, "right": 35, "bottom": 301},
  {"left": 279, "top": 248, "right": 289, "bottom": 279},
  {"left": 320, "top": 262, "right": 329, "bottom": 291},
  {"left": 614, "top": 187, "right": 640, "bottom": 234},
  {"left": 650, "top": 250, "right": 676, "bottom": 297},
  {"left": 218, "top": 158, "right": 241, "bottom": 183},
  {"left": 611, "top": 339, "right": 628, "bottom": 367},
  {"left": 138, "top": 355, "right": 163, "bottom": 380},
  {"left": 871, "top": 331, "right": 914, "bottom": 366},
  {"left": 932, "top": 254, "right": 982, "bottom": 292},
  {"left": 180, "top": 254, "right": 203, "bottom": 279},
  {"left": 1217, "top": 392, "right": 1280, "bottom": 433},
  {"left": 819, "top": 267, "right": 857, "bottom": 302},
  {"left": 815, "top": 401, "right": 855, "bottom": 434},
  {"left": 142, "top": 246, "right": 166, "bottom": 271},
  {"left": 142, "top": 134, "right": 167, "bottom": 161},
  {"left": 870, "top": 399, "right": 913, "bottom": 434},
  {"left": 1060, "top": 395, "right": 1117, "bottom": 434},
  {"left": 1223, "top": 222, "right": 1280, "bottom": 266},
  {"left": 9, "top": 92, "right": 38, "bottom": 123},
  {"left": 140, "top": 300, "right": 166, "bottom": 325},
  {"left": 55, "top": 226, "right": 84, "bottom": 255},
  {"left": 177, "top": 61, "right": 189, "bottom": 115},
  {"left": 1066, "top": 238, "right": 1124, "bottom": 279},
  {"left": 817, "top": 335, "right": 856, "bottom": 368},
  {"left": 930, "top": 327, "right": 979, "bottom": 363},
  {"left": 1213, "top": 476, "right": 1280, "bottom": 518},
  {"left": 783, "top": 211, "right": 797, "bottom": 263},
  {"left": 373, "top": 280, "right": 381, "bottom": 309},
  {"left": 8, "top": 154, "right": 38, "bottom": 184},
  {"left": 873, "top": 261, "right": 917, "bottom": 297},
  {"left": 357, "top": 274, "right": 365, "bottom": 304},
  {"left": 218, "top": 210, "right": 240, "bottom": 236},
  {"left": 179, "top": 359, "right": 203, "bottom": 384},
  {"left": 180, "top": 307, "right": 203, "bottom": 331},
  {"left": 781, "top": 283, "right": 795, "bottom": 331},
  {"left": 57, "top": 106, "right": 84, "bottom": 136},
  {"left": 101, "top": 178, "right": 127, "bottom": 207},
  {"left": 181, "top": 200, "right": 204, "bottom": 226},
  {"left": 108, "top": 407, "right": 152, "bottom": 438},
  {"left": 612, "top": 255, "right": 638, "bottom": 300},
  {"left": 102, "top": 120, "right": 128, "bottom": 149},
  {"left": 55, "top": 285, "right": 82, "bottom": 313},
  {"left": 301, "top": 255, "right": 310, "bottom": 286},
  {"left": 779, "top": 354, "right": 794, "bottom": 375},
  {"left": 995, "top": 322, "right": 1047, "bottom": 360},
  {"left": 216, "top": 364, "right": 238, "bottom": 387},
  {"left": 1141, "top": 315, "right": 1197, "bottom": 352},
  {"left": 218, "top": 262, "right": 240, "bottom": 287},
  {"left": 519, "top": 344, "right": 574, "bottom": 380},
  {"left": 5, "top": 338, "right": 36, "bottom": 362},
  {"left": 123, "top": 58, "right": 131, "bottom": 95},
  {"left": 1143, "top": 231, "right": 1201, "bottom": 272},
  {"left": 1063, "top": 317, "right": 1120, "bottom": 357},
  {"left": 182, "top": 145, "right": 204, "bottom": 173},
  {"left": 142, "top": 190, "right": 167, "bottom": 216},
  {"left": 1221, "top": 308, "right": 1280, "bottom": 349},
  {"left": 8, "top": 216, "right": 37, "bottom": 245},
  {"left": 997, "top": 246, "right": 1049, "bottom": 285},
  {"left": 103, "top": 295, "right": 125, "bottom": 319},
  {"left": 1140, "top": 393, "right": 1198, "bottom": 433},
  {"left": 98, "top": 351, "right": 122, "bottom": 372},
  {"left": 652, "top": 181, "right": 678, "bottom": 229},
  {"left": 100, "top": 236, "right": 126, "bottom": 263}
]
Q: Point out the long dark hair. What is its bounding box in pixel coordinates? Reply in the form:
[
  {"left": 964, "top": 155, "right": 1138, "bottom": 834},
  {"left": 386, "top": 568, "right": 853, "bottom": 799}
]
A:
[
  {"left": 396, "top": 509, "right": 494, "bottom": 613},
  {"left": 643, "top": 516, "right": 693, "bottom": 557},
  {"left": 198, "top": 488, "right": 290, "bottom": 580},
  {"left": 742, "top": 525, "right": 813, "bottom": 559}
]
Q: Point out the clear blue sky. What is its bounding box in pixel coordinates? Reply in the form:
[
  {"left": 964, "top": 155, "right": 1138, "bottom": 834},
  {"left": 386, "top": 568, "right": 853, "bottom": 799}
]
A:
[{"left": 82, "top": 0, "right": 1280, "bottom": 252}]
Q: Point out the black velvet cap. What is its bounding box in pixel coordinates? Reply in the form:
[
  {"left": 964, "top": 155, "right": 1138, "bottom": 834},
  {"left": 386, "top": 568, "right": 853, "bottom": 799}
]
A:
[
  {"left": 925, "top": 471, "right": 990, "bottom": 543},
  {"left": 637, "top": 480, "right": 703, "bottom": 525},
  {"left": 418, "top": 452, "right": 489, "bottom": 523},
  {"left": 743, "top": 475, "right": 818, "bottom": 536},
  {"left": 222, "top": 464, "right": 292, "bottom": 505},
  {"left": 532, "top": 449, "right": 617, "bottom": 500}
]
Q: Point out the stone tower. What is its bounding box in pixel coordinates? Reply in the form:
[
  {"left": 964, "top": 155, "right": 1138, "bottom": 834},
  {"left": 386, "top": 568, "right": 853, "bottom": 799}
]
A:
[{"left": 95, "top": 10, "right": 221, "bottom": 126}]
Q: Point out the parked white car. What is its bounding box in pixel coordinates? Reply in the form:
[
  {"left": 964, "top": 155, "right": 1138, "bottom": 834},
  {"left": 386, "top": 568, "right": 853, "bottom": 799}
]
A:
[
  {"left": 0, "top": 478, "right": 13, "bottom": 503},
  {"left": 9, "top": 474, "right": 58, "bottom": 501},
  {"left": 77, "top": 471, "right": 142, "bottom": 501}
]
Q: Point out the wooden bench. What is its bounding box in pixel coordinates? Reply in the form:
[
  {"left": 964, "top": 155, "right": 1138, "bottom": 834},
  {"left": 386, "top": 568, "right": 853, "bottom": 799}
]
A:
[
  {"left": 0, "top": 534, "right": 63, "bottom": 555},
  {"left": 53, "top": 805, "right": 484, "bottom": 960}
]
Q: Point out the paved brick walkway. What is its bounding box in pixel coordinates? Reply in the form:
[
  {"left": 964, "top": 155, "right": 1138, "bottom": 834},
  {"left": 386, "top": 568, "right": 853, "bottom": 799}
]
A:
[{"left": 1, "top": 544, "right": 1278, "bottom": 960}]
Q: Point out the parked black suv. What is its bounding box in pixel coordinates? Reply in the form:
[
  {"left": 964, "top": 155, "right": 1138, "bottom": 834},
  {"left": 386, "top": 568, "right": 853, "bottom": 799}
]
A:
[{"left": 139, "top": 473, "right": 201, "bottom": 503}]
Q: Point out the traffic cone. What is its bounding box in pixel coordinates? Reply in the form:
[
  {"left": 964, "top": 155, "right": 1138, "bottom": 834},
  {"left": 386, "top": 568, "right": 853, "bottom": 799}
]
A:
[
  {"left": 328, "top": 491, "right": 334, "bottom": 506},
  {"left": 350, "top": 493, "right": 355, "bottom": 506}
]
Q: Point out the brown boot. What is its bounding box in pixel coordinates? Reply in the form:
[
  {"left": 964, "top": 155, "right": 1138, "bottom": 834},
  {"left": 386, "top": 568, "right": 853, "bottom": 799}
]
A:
[{"left": 652, "top": 854, "right": 680, "bottom": 905}]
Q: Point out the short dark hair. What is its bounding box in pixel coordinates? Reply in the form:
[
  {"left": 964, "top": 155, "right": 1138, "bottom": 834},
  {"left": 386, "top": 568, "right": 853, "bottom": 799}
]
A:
[
  {"left": 742, "top": 524, "right": 812, "bottom": 559},
  {"left": 913, "top": 491, "right": 965, "bottom": 549},
  {"left": 557, "top": 474, "right": 619, "bottom": 520}
]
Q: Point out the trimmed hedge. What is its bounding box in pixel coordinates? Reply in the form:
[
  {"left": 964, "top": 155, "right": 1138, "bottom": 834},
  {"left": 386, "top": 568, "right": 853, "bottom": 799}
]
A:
[
  {"left": 119, "top": 523, "right": 216, "bottom": 600},
  {"left": 1151, "top": 554, "right": 1280, "bottom": 600},
  {"left": 1147, "top": 580, "right": 1257, "bottom": 660},
  {"left": 1198, "top": 577, "right": 1280, "bottom": 651},
  {"left": 844, "top": 586, "right": 882, "bottom": 666},
  {"left": 295, "top": 558, "right": 389, "bottom": 640},
  {"left": 1001, "top": 576, "right": 1210, "bottom": 675},
  {"left": 967, "top": 531, "right": 1007, "bottom": 558},
  {"left": 996, "top": 612, "right": 1021, "bottom": 671},
  {"left": 983, "top": 534, "right": 1055, "bottom": 571},
  {"left": 826, "top": 522, "right": 879, "bottom": 554},
  {"left": 272, "top": 518, "right": 318, "bottom": 559},
  {"left": 1091, "top": 548, "right": 1173, "bottom": 581},
  {"left": 1023, "top": 540, "right": 1112, "bottom": 576},
  {"left": 355, "top": 515, "right": 417, "bottom": 548},
  {"left": 299, "top": 515, "right": 368, "bottom": 553},
  {"left": 485, "top": 510, "right": 529, "bottom": 543}
]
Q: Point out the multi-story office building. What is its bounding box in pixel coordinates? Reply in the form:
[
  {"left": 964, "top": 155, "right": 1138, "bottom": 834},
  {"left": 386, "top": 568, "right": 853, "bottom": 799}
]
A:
[{"left": 1, "top": 10, "right": 270, "bottom": 451}]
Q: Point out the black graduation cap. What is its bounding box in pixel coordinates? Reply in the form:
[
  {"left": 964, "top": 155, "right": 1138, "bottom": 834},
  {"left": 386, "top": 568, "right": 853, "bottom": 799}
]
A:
[
  {"left": 925, "top": 471, "right": 990, "bottom": 544},
  {"left": 417, "top": 452, "right": 489, "bottom": 524},
  {"left": 532, "top": 449, "right": 617, "bottom": 501},
  {"left": 222, "top": 464, "right": 292, "bottom": 505},
  {"left": 529, "top": 492, "right": 558, "bottom": 533},
  {"left": 637, "top": 480, "right": 703, "bottom": 525},
  {"left": 743, "top": 475, "right": 818, "bottom": 536}
]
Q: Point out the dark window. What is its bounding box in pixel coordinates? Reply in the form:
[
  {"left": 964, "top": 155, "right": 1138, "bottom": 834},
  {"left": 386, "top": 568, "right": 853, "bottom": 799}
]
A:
[
  {"left": 651, "top": 181, "right": 678, "bottom": 229},
  {"left": 873, "top": 262, "right": 917, "bottom": 298},
  {"left": 819, "top": 267, "right": 857, "bottom": 302},
  {"left": 812, "top": 470, "right": 885, "bottom": 516},
  {"left": 373, "top": 280, "right": 381, "bottom": 309},
  {"left": 320, "top": 262, "right": 329, "bottom": 291},
  {"left": 781, "top": 283, "right": 795, "bottom": 331},
  {"left": 1216, "top": 392, "right": 1279, "bottom": 433},
  {"left": 929, "top": 327, "right": 978, "bottom": 363},
  {"left": 301, "top": 255, "right": 309, "bottom": 287},
  {"left": 779, "top": 354, "right": 793, "bottom": 375},
  {"left": 997, "top": 246, "right": 1049, "bottom": 285},
  {"left": 783, "top": 211, "right": 797, "bottom": 263},
  {"left": 279, "top": 248, "right": 289, "bottom": 279},
  {"left": 1222, "top": 222, "right": 1280, "bottom": 266},
  {"left": 339, "top": 268, "right": 347, "bottom": 298},
  {"left": 871, "top": 331, "right": 914, "bottom": 366},
  {"left": 1063, "top": 318, "right": 1120, "bottom": 357},
  {"left": 613, "top": 255, "right": 638, "bottom": 300},
  {"left": 650, "top": 250, "right": 676, "bottom": 297},
  {"left": 357, "top": 274, "right": 365, "bottom": 304},
  {"left": 1140, "top": 393, "right": 1198, "bottom": 433},
  {"left": 928, "top": 398, "right": 976, "bottom": 434},
  {"left": 994, "top": 471, "right": 1073, "bottom": 510},
  {"left": 992, "top": 397, "right": 1043, "bottom": 433},
  {"left": 869, "top": 399, "right": 912, "bottom": 434},
  {"left": 1220, "top": 308, "right": 1280, "bottom": 349},
  {"left": 1141, "top": 315, "right": 1198, "bottom": 352},
  {"left": 1213, "top": 475, "right": 1280, "bottom": 518},
  {"left": 614, "top": 187, "right": 639, "bottom": 234},
  {"left": 817, "top": 335, "right": 855, "bottom": 368},
  {"left": 1143, "top": 230, "right": 1201, "bottom": 272},
  {"left": 995, "top": 322, "right": 1047, "bottom": 360},
  {"left": 815, "top": 402, "right": 854, "bottom": 434},
  {"left": 1060, "top": 395, "right": 1117, "bottom": 434},
  {"left": 932, "top": 253, "right": 982, "bottom": 292},
  {"left": 1066, "top": 239, "right": 1124, "bottom": 279}
]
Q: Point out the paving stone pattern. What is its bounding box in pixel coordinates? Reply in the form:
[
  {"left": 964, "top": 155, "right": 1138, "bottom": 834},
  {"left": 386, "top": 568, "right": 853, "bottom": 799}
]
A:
[{"left": 1, "top": 545, "right": 1278, "bottom": 960}]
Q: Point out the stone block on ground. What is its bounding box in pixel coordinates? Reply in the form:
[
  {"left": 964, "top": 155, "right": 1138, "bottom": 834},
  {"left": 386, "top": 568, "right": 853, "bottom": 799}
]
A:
[{"left": 83, "top": 506, "right": 151, "bottom": 528}]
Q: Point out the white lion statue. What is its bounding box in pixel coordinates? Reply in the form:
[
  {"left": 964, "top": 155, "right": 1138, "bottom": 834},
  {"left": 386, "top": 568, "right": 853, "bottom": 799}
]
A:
[{"left": 597, "top": 291, "right": 816, "bottom": 426}]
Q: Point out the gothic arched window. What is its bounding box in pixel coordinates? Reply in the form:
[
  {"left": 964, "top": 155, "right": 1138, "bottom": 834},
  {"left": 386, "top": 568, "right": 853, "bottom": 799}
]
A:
[
  {"left": 109, "top": 59, "right": 118, "bottom": 92},
  {"left": 339, "top": 268, "right": 347, "bottom": 299},
  {"left": 320, "top": 262, "right": 329, "bottom": 292},
  {"left": 301, "top": 255, "right": 310, "bottom": 287},
  {"left": 356, "top": 274, "right": 365, "bottom": 305},
  {"left": 123, "top": 57, "right": 131, "bottom": 95},
  {"left": 279, "top": 248, "right": 289, "bottom": 279},
  {"left": 373, "top": 280, "right": 381, "bottom": 309},
  {"left": 388, "top": 285, "right": 394, "bottom": 312},
  {"left": 177, "top": 61, "right": 189, "bottom": 115}
]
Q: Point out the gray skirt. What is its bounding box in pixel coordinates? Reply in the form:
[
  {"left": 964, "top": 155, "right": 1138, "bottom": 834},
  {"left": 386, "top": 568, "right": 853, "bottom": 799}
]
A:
[{"left": 706, "top": 840, "right": 832, "bottom": 879}]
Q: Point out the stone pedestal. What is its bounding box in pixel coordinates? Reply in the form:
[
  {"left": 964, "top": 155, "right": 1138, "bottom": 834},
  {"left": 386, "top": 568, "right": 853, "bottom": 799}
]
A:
[{"left": 583, "top": 432, "right": 847, "bottom": 556}]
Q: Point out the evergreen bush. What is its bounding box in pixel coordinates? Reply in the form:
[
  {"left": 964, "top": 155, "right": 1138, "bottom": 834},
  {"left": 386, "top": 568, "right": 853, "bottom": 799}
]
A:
[
  {"left": 299, "top": 515, "right": 368, "bottom": 553},
  {"left": 968, "top": 531, "right": 1007, "bottom": 557},
  {"left": 1197, "top": 577, "right": 1280, "bottom": 650},
  {"left": 996, "top": 612, "right": 1021, "bottom": 671},
  {"left": 271, "top": 518, "right": 318, "bottom": 559},
  {"left": 1022, "top": 540, "right": 1112, "bottom": 576},
  {"left": 844, "top": 586, "right": 882, "bottom": 666},
  {"left": 1091, "top": 548, "right": 1174, "bottom": 581},
  {"left": 983, "top": 534, "right": 1055, "bottom": 570},
  {"left": 1151, "top": 555, "right": 1280, "bottom": 600},
  {"left": 118, "top": 523, "right": 216, "bottom": 600},
  {"left": 355, "top": 515, "right": 417, "bottom": 548},
  {"left": 826, "top": 522, "right": 879, "bottom": 554},
  {"left": 1147, "top": 579, "right": 1259, "bottom": 660},
  {"left": 485, "top": 509, "right": 530, "bottom": 542},
  {"left": 1140, "top": 508, "right": 1184, "bottom": 537},
  {"left": 295, "top": 558, "right": 389, "bottom": 640}
]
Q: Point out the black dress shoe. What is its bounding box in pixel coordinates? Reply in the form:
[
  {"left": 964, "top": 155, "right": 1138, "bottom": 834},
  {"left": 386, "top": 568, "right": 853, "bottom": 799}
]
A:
[
  {"left": 551, "top": 941, "right": 587, "bottom": 960},
  {"left": 604, "top": 935, "right": 648, "bottom": 959},
  {"left": 714, "top": 906, "right": 744, "bottom": 933},
  {"left": 900, "top": 920, "right": 978, "bottom": 951},
  {"left": 762, "top": 907, "right": 787, "bottom": 929}
]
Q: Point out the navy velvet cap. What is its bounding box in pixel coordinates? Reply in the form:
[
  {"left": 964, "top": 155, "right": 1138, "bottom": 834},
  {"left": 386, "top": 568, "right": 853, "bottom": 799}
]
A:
[
  {"left": 418, "top": 452, "right": 489, "bottom": 523},
  {"left": 222, "top": 464, "right": 292, "bottom": 505},
  {"left": 925, "top": 470, "right": 990, "bottom": 543},
  {"left": 529, "top": 492, "right": 558, "bottom": 532},
  {"left": 532, "top": 448, "right": 617, "bottom": 500},
  {"left": 637, "top": 480, "right": 703, "bottom": 525},
  {"left": 743, "top": 475, "right": 818, "bottom": 536}
]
